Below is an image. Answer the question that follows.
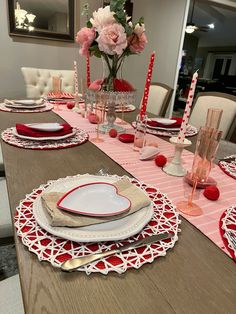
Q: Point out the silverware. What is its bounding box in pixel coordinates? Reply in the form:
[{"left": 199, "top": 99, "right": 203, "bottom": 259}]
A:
[
  {"left": 61, "top": 233, "right": 173, "bottom": 272},
  {"left": 227, "top": 231, "right": 236, "bottom": 250}
]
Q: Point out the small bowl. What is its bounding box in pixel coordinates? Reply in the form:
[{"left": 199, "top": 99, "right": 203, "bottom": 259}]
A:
[
  {"left": 118, "top": 133, "right": 135, "bottom": 143},
  {"left": 140, "top": 146, "right": 160, "bottom": 161}
]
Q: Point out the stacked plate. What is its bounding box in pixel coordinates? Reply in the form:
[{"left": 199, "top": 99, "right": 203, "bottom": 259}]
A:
[
  {"left": 4, "top": 99, "right": 45, "bottom": 110},
  {"left": 147, "top": 118, "right": 181, "bottom": 131},
  {"left": 33, "top": 175, "right": 154, "bottom": 242},
  {"left": 13, "top": 123, "right": 76, "bottom": 141}
]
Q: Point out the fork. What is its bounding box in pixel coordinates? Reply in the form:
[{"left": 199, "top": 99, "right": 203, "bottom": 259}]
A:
[{"left": 227, "top": 231, "right": 236, "bottom": 250}]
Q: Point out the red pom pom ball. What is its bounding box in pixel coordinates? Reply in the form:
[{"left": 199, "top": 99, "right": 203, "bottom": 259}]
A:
[
  {"left": 109, "top": 129, "right": 118, "bottom": 138},
  {"left": 67, "top": 102, "right": 75, "bottom": 109},
  {"left": 155, "top": 155, "right": 167, "bottom": 167},
  {"left": 203, "top": 186, "right": 220, "bottom": 201}
]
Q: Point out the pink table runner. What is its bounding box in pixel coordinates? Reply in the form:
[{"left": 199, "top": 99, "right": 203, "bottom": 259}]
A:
[{"left": 53, "top": 109, "right": 236, "bottom": 257}]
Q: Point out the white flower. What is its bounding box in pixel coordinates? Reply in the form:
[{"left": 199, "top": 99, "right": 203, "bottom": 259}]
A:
[
  {"left": 128, "top": 21, "right": 133, "bottom": 28},
  {"left": 90, "top": 6, "right": 116, "bottom": 31},
  {"left": 134, "top": 23, "right": 145, "bottom": 36}
]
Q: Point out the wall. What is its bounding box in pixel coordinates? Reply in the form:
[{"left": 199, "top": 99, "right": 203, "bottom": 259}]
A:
[{"left": 122, "top": 0, "right": 188, "bottom": 107}]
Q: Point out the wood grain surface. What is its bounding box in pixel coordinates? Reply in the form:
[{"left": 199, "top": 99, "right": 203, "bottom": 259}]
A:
[{"left": 1, "top": 110, "right": 236, "bottom": 314}]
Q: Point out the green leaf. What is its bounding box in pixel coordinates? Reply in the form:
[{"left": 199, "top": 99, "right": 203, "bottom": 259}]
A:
[
  {"left": 86, "top": 20, "right": 92, "bottom": 28},
  {"left": 125, "top": 25, "right": 133, "bottom": 36},
  {"left": 89, "top": 45, "right": 101, "bottom": 58},
  {"left": 138, "top": 17, "right": 145, "bottom": 25}
]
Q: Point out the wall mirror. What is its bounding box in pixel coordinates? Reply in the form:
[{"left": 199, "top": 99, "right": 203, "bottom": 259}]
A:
[{"left": 8, "top": 0, "right": 75, "bottom": 41}]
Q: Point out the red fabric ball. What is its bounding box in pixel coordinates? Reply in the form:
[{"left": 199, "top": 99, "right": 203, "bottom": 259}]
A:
[
  {"left": 203, "top": 186, "right": 220, "bottom": 201},
  {"left": 88, "top": 113, "right": 99, "bottom": 124},
  {"left": 67, "top": 103, "right": 75, "bottom": 109},
  {"left": 109, "top": 129, "right": 118, "bottom": 138},
  {"left": 155, "top": 155, "right": 167, "bottom": 167}
]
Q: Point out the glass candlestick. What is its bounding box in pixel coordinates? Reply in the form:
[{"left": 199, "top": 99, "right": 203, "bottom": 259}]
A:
[{"left": 133, "top": 114, "right": 147, "bottom": 152}]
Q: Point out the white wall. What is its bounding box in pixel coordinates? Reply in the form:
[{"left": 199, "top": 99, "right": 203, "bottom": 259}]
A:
[{"left": 123, "top": 0, "right": 188, "bottom": 109}]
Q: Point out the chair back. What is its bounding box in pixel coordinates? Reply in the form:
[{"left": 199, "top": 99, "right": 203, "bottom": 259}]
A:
[
  {"left": 21, "top": 67, "right": 74, "bottom": 98},
  {"left": 189, "top": 92, "right": 236, "bottom": 140},
  {"left": 145, "top": 82, "right": 173, "bottom": 116}
]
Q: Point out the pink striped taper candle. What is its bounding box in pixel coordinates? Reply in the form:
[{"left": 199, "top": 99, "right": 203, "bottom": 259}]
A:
[
  {"left": 140, "top": 51, "right": 155, "bottom": 121},
  {"left": 74, "top": 61, "right": 79, "bottom": 96},
  {"left": 177, "top": 70, "right": 198, "bottom": 143},
  {"left": 86, "top": 53, "right": 91, "bottom": 88}
]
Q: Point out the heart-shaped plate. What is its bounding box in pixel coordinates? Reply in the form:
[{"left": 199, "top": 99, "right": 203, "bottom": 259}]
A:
[{"left": 57, "top": 182, "right": 131, "bottom": 217}]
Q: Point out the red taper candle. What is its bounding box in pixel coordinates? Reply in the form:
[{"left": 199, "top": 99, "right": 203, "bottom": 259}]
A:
[
  {"left": 140, "top": 51, "right": 155, "bottom": 120},
  {"left": 86, "top": 53, "right": 91, "bottom": 88}
]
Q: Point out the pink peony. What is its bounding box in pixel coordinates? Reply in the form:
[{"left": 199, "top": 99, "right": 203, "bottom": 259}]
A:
[
  {"left": 128, "top": 32, "right": 147, "bottom": 53},
  {"left": 96, "top": 23, "right": 127, "bottom": 55},
  {"left": 76, "top": 27, "right": 96, "bottom": 56}
]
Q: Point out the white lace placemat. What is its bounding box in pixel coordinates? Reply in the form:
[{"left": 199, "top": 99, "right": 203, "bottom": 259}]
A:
[
  {"left": 220, "top": 205, "right": 236, "bottom": 261},
  {"left": 218, "top": 155, "right": 236, "bottom": 180},
  {"left": 1, "top": 127, "right": 89, "bottom": 150},
  {"left": 14, "top": 174, "right": 180, "bottom": 275}
]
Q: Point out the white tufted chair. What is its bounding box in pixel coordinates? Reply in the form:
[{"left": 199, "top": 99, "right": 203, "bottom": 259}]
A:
[
  {"left": 21, "top": 67, "right": 75, "bottom": 98},
  {"left": 189, "top": 92, "right": 236, "bottom": 140},
  {"left": 0, "top": 274, "right": 24, "bottom": 313},
  {"left": 145, "top": 82, "right": 173, "bottom": 117}
]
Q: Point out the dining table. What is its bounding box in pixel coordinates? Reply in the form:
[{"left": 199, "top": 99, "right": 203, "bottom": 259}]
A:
[{"left": 1, "top": 106, "right": 236, "bottom": 314}]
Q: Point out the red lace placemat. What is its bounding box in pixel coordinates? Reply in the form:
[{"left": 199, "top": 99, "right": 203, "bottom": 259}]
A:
[
  {"left": 14, "top": 174, "right": 180, "bottom": 275},
  {"left": 218, "top": 155, "right": 236, "bottom": 180},
  {"left": 0, "top": 103, "right": 53, "bottom": 113},
  {"left": 1, "top": 127, "right": 89, "bottom": 150},
  {"left": 219, "top": 205, "right": 236, "bottom": 261}
]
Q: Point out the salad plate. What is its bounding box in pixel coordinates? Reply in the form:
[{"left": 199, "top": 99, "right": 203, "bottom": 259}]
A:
[
  {"left": 26, "top": 123, "right": 63, "bottom": 132},
  {"left": 33, "top": 175, "right": 154, "bottom": 242},
  {"left": 57, "top": 182, "right": 131, "bottom": 217},
  {"left": 149, "top": 118, "right": 177, "bottom": 125}
]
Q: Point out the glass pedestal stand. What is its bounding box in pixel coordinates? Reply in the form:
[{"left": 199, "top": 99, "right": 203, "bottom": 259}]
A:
[
  {"left": 163, "top": 137, "right": 192, "bottom": 177},
  {"left": 85, "top": 89, "right": 136, "bottom": 133}
]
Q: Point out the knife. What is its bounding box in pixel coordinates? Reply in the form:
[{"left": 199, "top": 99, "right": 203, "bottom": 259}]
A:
[{"left": 61, "top": 233, "right": 173, "bottom": 272}]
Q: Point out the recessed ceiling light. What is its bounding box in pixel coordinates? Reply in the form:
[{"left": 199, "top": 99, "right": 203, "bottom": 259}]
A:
[{"left": 208, "top": 23, "right": 215, "bottom": 29}]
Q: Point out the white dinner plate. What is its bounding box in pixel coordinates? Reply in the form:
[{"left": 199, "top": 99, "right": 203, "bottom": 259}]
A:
[
  {"left": 12, "top": 127, "right": 76, "bottom": 141},
  {"left": 14, "top": 99, "right": 37, "bottom": 105},
  {"left": 26, "top": 123, "right": 63, "bottom": 132},
  {"left": 147, "top": 124, "right": 180, "bottom": 131},
  {"left": 57, "top": 182, "right": 131, "bottom": 216},
  {"left": 5, "top": 103, "right": 45, "bottom": 109},
  {"left": 149, "top": 118, "right": 177, "bottom": 125},
  {"left": 33, "top": 175, "right": 154, "bottom": 242}
]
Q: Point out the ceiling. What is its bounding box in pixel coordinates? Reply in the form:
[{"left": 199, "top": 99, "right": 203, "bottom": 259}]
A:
[{"left": 187, "top": 0, "right": 236, "bottom": 47}]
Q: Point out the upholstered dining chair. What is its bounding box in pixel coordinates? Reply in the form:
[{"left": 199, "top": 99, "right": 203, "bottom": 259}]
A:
[
  {"left": 189, "top": 92, "right": 236, "bottom": 140},
  {"left": 0, "top": 274, "right": 24, "bottom": 313},
  {"left": 21, "top": 67, "right": 75, "bottom": 98},
  {"left": 145, "top": 82, "right": 173, "bottom": 116}
]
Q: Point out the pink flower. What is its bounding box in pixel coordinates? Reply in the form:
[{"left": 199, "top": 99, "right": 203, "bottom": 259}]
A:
[
  {"left": 89, "top": 79, "right": 103, "bottom": 91},
  {"left": 128, "top": 32, "right": 147, "bottom": 53},
  {"left": 96, "top": 24, "right": 127, "bottom": 55},
  {"left": 90, "top": 6, "right": 116, "bottom": 31},
  {"left": 76, "top": 27, "right": 96, "bottom": 56}
]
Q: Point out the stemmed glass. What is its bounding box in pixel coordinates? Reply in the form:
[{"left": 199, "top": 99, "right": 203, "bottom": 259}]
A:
[{"left": 90, "top": 95, "right": 105, "bottom": 143}]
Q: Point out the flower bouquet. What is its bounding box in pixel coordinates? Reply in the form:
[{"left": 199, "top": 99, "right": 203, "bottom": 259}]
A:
[{"left": 76, "top": 0, "right": 147, "bottom": 92}]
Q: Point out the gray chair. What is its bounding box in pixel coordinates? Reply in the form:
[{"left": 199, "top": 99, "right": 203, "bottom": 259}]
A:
[
  {"left": 189, "top": 92, "right": 236, "bottom": 140},
  {"left": 0, "top": 274, "right": 24, "bottom": 314},
  {"left": 145, "top": 82, "right": 173, "bottom": 116}
]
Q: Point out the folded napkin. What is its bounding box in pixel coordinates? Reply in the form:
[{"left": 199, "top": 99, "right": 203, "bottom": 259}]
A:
[
  {"left": 147, "top": 117, "right": 182, "bottom": 129},
  {"left": 4, "top": 99, "right": 43, "bottom": 106},
  {"left": 16, "top": 123, "right": 73, "bottom": 138},
  {"left": 41, "top": 178, "right": 151, "bottom": 227}
]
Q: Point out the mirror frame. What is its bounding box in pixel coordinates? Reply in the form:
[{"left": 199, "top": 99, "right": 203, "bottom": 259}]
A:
[{"left": 7, "top": 0, "right": 75, "bottom": 42}]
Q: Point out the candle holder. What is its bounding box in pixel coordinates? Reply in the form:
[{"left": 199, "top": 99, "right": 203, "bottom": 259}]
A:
[
  {"left": 163, "top": 136, "right": 192, "bottom": 177},
  {"left": 133, "top": 114, "right": 147, "bottom": 152}
]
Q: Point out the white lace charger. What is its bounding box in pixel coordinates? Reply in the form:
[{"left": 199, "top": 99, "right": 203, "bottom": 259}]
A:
[
  {"left": 220, "top": 205, "right": 236, "bottom": 261},
  {"left": 14, "top": 174, "right": 180, "bottom": 275},
  {"left": 1, "top": 127, "right": 89, "bottom": 150},
  {"left": 218, "top": 155, "right": 236, "bottom": 180},
  {"left": 0, "top": 102, "right": 53, "bottom": 113}
]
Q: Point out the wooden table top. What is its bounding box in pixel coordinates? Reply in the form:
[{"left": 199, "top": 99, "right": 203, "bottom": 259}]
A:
[{"left": 1, "top": 110, "right": 236, "bottom": 314}]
